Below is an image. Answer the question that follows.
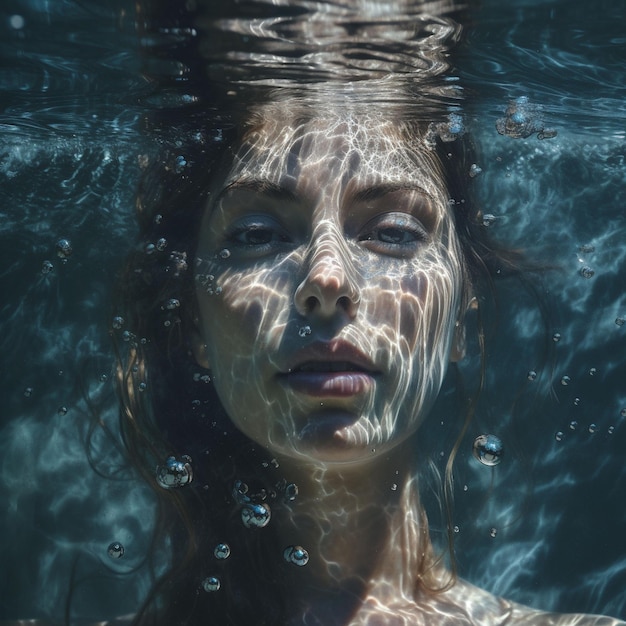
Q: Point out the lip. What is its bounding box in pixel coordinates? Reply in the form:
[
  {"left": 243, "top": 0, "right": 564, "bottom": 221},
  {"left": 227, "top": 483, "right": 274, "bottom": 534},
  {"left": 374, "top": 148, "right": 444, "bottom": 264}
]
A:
[{"left": 279, "top": 340, "right": 378, "bottom": 397}]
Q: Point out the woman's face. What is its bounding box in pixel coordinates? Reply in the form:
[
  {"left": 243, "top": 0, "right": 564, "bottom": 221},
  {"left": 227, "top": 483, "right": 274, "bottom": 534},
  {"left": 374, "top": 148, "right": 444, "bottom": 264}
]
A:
[{"left": 194, "top": 112, "right": 466, "bottom": 464}]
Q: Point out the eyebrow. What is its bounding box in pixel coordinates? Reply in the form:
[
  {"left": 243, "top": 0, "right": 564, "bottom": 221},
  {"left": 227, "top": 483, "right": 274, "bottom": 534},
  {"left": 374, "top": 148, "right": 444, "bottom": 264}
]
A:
[
  {"left": 351, "top": 182, "right": 434, "bottom": 204},
  {"left": 218, "top": 179, "right": 299, "bottom": 203}
]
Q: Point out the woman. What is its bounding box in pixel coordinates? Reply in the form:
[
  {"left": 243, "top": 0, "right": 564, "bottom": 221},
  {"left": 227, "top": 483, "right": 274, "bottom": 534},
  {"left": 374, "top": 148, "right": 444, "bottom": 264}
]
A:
[{"left": 111, "top": 85, "right": 624, "bottom": 622}]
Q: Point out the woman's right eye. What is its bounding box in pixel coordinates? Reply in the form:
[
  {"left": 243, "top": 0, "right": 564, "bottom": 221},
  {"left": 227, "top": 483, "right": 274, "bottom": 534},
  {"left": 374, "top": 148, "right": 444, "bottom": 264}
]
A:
[{"left": 224, "top": 217, "right": 291, "bottom": 250}]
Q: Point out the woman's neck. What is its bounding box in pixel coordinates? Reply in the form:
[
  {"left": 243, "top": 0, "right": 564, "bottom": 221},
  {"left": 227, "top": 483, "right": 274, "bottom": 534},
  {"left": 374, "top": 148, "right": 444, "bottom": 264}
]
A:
[{"left": 271, "top": 439, "right": 438, "bottom": 621}]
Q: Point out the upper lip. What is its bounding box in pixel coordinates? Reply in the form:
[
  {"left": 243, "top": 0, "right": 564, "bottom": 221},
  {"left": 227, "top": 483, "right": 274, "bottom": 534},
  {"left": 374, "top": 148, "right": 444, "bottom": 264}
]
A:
[{"left": 282, "top": 340, "right": 378, "bottom": 375}]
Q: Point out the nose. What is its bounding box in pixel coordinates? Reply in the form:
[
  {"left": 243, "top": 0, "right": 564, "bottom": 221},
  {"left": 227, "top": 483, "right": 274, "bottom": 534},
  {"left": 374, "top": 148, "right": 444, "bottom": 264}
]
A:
[{"left": 294, "top": 227, "right": 360, "bottom": 320}]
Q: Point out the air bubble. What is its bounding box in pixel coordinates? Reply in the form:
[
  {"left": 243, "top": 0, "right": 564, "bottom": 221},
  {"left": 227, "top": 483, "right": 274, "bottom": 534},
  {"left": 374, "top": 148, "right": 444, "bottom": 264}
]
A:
[
  {"left": 589, "top": 367, "right": 597, "bottom": 376},
  {"left": 57, "top": 406, "right": 67, "bottom": 416},
  {"left": 621, "top": 409, "right": 626, "bottom": 418},
  {"left": 55, "top": 238, "right": 72, "bottom": 259},
  {"left": 482, "top": 214, "right": 497, "bottom": 227},
  {"left": 469, "top": 164, "right": 482, "bottom": 178},
  {"left": 156, "top": 455, "right": 193, "bottom": 489},
  {"left": 41, "top": 260, "right": 54, "bottom": 274},
  {"left": 138, "top": 382, "right": 147, "bottom": 392},
  {"left": 112, "top": 316, "right": 124, "bottom": 329},
  {"left": 154, "top": 214, "right": 163, "bottom": 225},
  {"left": 9, "top": 14, "right": 26, "bottom": 29},
  {"left": 284, "top": 483, "right": 299, "bottom": 502},
  {"left": 569, "top": 420, "right": 578, "bottom": 430},
  {"left": 218, "top": 249, "right": 231, "bottom": 259},
  {"left": 560, "top": 375, "right": 571, "bottom": 386},
  {"left": 241, "top": 502, "right": 271, "bottom": 528},
  {"left": 202, "top": 577, "right": 221, "bottom": 592},
  {"left": 453, "top": 525, "right": 460, "bottom": 533},
  {"left": 588, "top": 423, "right": 597, "bottom": 434},
  {"left": 298, "top": 325, "right": 312, "bottom": 337},
  {"left": 107, "top": 542, "right": 125, "bottom": 559},
  {"left": 574, "top": 397, "right": 581, "bottom": 406},
  {"left": 527, "top": 370, "right": 537, "bottom": 381},
  {"left": 23, "top": 387, "right": 33, "bottom": 397},
  {"left": 472, "top": 434, "right": 503, "bottom": 467},
  {"left": 579, "top": 266, "right": 595, "bottom": 279},
  {"left": 555, "top": 431, "right": 564, "bottom": 442},
  {"left": 608, "top": 425, "right": 615, "bottom": 435},
  {"left": 163, "top": 298, "right": 180, "bottom": 310},
  {"left": 214, "top": 543, "right": 231, "bottom": 560},
  {"left": 616, "top": 318, "right": 625, "bottom": 327},
  {"left": 233, "top": 480, "right": 250, "bottom": 504},
  {"left": 552, "top": 332, "right": 561, "bottom": 342},
  {"left": 144, "top": 243, "right": 156, "bottom": 254},
  {"left": 156, "top": 238, "right": 167, "bottom": 251},
  {"left": 489, "top": 527, "right": 497, "bottom": 538},
  {"left": 283, "top": 545, "right": 309, "bottom": 566},
  {"left": 390, "top": 483, "right": 398, "bottom": 491}
]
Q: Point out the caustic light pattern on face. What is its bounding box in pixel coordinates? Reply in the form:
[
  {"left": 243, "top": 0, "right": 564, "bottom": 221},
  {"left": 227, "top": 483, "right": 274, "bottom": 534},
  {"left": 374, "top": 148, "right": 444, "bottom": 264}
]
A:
[{"left": 194, "top": 111, "right": 466, "bottom": 463}]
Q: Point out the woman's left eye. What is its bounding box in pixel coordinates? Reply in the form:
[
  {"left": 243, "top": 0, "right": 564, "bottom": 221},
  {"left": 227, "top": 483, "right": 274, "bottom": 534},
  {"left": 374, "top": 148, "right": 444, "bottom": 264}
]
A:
[
  {"left": 358, "top": 214, "right": 428, "bottom": 255},
  {"left": 224, "top": 216, "right": 292, "bottom": 253}
]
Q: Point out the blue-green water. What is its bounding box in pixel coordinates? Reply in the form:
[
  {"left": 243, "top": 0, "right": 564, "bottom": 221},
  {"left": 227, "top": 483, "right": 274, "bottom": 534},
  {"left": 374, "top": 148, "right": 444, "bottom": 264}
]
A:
[{"left": 1, "top": 0, "right": 625, "bottom": 621}]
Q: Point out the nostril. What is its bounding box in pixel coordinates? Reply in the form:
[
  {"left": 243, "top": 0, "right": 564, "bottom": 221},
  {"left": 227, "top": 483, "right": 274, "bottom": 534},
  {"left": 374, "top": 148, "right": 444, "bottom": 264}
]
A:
[
  {"left": 337, "top": 295, "right": 352, "bottom": 311},
  {"left": 305, "top": 295, "right": 318, "bottom": 313}
]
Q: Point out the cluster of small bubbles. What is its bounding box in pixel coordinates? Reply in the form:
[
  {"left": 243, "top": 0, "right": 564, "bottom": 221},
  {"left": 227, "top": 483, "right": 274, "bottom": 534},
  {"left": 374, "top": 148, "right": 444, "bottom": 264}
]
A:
[
  {"left": 616, "top": 317, "right": 625, "bottom": 327},
  {"left": 214, "top": 543, "right": 231, "bottom": 560},
  {"left": 481, "top": 214, "right": 497, "bottom": 227},
  {"left": 283, "top": 545, "right": 309, "bottom": 567},
  {"left": 608, "top": 425, "right": 615, "bottom": 435},
  {"left": 579, "top": 266, "right": 595, "bottom": 279},
  {"left": 55, "top": 238, "right": 72, "bottom": 259},
  {"left": 156, "top": 238, "right": 167, "bottom": 251},
  {"left": 284, "top": 483, "right": 298, "bottom": 502},
  {"left": 107, "top": 542, "right": 124, "bottom": 559},
  {"left": 138, "top": 382, "right": 147, "bottom": 392},
  {"left": 588, "top": 423, "right": 597, "bottom": 434},
  {"left": 578, "top": 244, "right": 595, "bottom": 253},
  {"left": 298, "top": 325, "right": 312, "bottom": 338},
  {"left": 469, "top": 164, "right": 482, "bottom": 178},
  {"left": 621, "top": 408, "right": 626, "bottom": 418},
  {"left": 112, "top": 316, "right": 124, "bottom": 329},
  {"left": 555, "top": 431, "right": 564, "bottom": 442},
  {"left": 202, "top": 577, "right": 221, "bottom": 592},
  {"left": 472, "top": 434, "right": 503, "bottom": 467},
  {"left": 527, "top": 370, "right": 537, "bottom": 381},
  {"left": 163, "top": 298, "right": 180, "bottom": 310},
  {"left": 41, "top": 260, "right": 54, "bottom": 274},
  {"left": 560, "top": 375, "right": 571, "bottom": 386},
  {"left": 241, "top": 502, "right": 271, "bottom": 528},
  {"left": 569, "top": 420, "right": 578, "bottom": 430},
  {"left": 218, "top": 248, "right": 231, "bottom": 259},
  {"left": 589, "top": 367, "right": 597, "bottom": 376},
  {"left": 552, "top": 332, "right": 561, "bottom": 342},
  {"left": 57, "top": 406, "right": 67, "bottom": 416},
  {"left": 23, "top": 387, "right": 33, "bottom": 397},
  {"left": 156, "top": 455, "right": 193, "bottom": 489},
  {"left": 489, "top": 527, "right": 498, "bottom": 538}
]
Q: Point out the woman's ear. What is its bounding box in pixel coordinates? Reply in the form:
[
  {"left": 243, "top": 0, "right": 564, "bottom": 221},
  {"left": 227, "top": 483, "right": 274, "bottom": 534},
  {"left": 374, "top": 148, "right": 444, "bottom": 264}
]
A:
[
  {"left": 450, "top": 296, "right": 477, "bottom": 362},
  {"left": 190, "top": 324, "right": 211, "bottom": 369}
]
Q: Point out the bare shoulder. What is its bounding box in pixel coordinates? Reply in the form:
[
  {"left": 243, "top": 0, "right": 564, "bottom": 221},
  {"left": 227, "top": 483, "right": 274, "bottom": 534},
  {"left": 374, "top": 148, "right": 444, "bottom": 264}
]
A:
[{"left": 448, "top": 578, "right": 626, "bottom": 626}]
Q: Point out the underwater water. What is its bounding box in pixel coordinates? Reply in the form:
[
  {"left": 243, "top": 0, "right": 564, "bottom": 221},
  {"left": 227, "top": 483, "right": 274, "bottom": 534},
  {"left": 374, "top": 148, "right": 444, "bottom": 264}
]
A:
[{"left": 1, "top": 0, "right": 625, "bottom": 622}]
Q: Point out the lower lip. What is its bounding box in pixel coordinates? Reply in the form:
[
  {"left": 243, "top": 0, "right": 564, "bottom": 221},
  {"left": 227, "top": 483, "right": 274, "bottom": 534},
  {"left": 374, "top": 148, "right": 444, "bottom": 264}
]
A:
[{"left": 281, "top": 372, "right": 375, "bottom": 397}]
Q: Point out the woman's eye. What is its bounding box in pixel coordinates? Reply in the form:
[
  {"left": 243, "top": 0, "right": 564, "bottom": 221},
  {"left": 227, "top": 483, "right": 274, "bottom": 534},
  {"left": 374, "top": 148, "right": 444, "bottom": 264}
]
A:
[
  {"left": 224, "top": 217, "right": 291, "bottom": 252},
  {"left": 358, "top": 214, "right": 428, "bottom": 255}
]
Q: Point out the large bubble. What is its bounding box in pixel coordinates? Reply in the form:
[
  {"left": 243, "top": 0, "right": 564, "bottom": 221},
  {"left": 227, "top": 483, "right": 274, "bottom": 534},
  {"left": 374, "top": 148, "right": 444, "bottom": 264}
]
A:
[
  {"left": 472, "top": 434, "right": 504, "bottom": 467},
  {"left": 241, "top": 502, "right": 271, "bottom": 528},
  {"left": 155, "top": 455, "right": 193, "bottom": 489}
]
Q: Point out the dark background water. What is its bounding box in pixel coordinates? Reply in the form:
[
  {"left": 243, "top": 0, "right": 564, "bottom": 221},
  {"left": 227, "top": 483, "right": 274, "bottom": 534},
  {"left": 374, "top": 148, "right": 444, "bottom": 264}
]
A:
[{"left": 1, "top": 0, "right": 625, "bottom": 621}]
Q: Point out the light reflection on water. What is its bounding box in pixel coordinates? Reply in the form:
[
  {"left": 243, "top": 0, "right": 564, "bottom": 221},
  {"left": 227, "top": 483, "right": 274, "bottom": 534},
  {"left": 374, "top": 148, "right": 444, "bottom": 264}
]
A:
[{"left": 1, "top": 0, "right": 625, "bottom": 621}]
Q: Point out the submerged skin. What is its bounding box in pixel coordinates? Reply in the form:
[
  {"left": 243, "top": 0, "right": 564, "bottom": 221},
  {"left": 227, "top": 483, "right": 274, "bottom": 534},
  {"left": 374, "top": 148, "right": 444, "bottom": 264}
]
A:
[{"left": 191, "top": 107, "right": 626, "bottom": 626}]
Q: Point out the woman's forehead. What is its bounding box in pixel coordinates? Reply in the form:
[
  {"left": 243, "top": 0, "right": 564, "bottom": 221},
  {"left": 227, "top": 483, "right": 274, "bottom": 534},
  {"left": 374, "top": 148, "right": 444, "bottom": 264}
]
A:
[{"left": 225, "top": 112, "right": 445, "bottom": 197}]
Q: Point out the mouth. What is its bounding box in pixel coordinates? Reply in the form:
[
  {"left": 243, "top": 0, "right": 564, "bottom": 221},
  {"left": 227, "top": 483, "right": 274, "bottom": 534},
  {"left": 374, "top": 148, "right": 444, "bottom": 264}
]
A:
[{"left": 279, "top": 341, "right": 379, "bottom": 397}]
